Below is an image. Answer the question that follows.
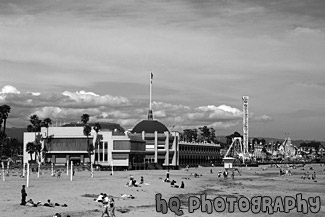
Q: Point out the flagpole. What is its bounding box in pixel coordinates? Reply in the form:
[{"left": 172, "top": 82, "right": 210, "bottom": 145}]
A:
[{"left": 149, "top": 71, "right": 152, "bottom": 110}]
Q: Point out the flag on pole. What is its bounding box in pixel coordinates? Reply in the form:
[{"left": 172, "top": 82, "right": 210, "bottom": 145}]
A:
[{"left": 150, "top": 72, "right": 153, "bottom": 84}]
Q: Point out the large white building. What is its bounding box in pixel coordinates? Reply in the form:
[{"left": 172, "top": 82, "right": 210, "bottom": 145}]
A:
[{"left": 23, "top": 124, "right": 146, "bottom": 169}]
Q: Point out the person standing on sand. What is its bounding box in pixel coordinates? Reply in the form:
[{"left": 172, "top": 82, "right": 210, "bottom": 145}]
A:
[
  {"left": 108, "top": 198, "right": 116, "bottom": 217},
  {"left": 20, "top": 185, "right": 27, "bottom": 205},
  {"left": 57, "top": 170, "right": 61, "bottom": 179},
  {"left": 140, "top": 176, "right": 144, "bottom": 184},
  {"left": 101, "top": 194, "right": 110, "bottom": 217}
]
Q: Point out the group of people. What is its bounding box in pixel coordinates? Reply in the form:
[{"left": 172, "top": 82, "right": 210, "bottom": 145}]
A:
[
  {"left": 279, "top": 168, "right": 292, "bottom": 176},
  {"left": 94, "top": 193, "right": 115, "bottom": 217},
  {"left": 170, "top": 180, "right": 185, "bottom": 188},
  {"left": 216, "top": 170, "right": 236, "bottom": 179},
  {"left": 52, "top": 213, "right": 70, "bottom": 217},
  {"left": 25, "top": 199, "right": 68, "bottom": 208},
  {"left": 163, "top": 171, "right": 185, "bottom": 188},
  {"left": 301, "top": 171, "right": 317, "bottom": 180},
  {"left": 20, "top": 185, "right": 68, "bottom": 208},
  {"left": 126, "top": 175, "right": 143, "bottom": 187}
]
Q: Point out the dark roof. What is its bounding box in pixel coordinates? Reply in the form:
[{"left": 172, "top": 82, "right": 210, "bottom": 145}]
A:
[{"left": 131, "top": 120, "right": 169, "bottom": 134}]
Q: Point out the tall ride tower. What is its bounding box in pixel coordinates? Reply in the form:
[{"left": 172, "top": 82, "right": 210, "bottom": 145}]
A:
[{"left": 242, "top": 96, "right": 249, "bottom": 154}]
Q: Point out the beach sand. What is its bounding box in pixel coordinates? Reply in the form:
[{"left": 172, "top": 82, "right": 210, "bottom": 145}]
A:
[{"left": 0, "top": 164, "right": 324, "bottom": 217}]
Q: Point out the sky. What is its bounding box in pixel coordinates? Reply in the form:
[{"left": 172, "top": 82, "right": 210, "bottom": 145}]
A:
[{"left": 1, "top": 0, "right": 325, "bottom": 140}]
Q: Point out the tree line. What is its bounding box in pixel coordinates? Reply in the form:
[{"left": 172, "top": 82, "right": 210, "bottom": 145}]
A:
[{"left": 180, "top": 126, "right": 217, "bottom": 144}]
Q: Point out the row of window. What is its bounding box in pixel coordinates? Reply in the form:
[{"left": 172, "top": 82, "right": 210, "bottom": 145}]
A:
[{"left": 179, "top": 145, "right": 219, "bottom": 153}]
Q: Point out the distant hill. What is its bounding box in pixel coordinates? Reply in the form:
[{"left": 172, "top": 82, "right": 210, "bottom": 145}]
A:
[{"left": 6, "top": 127, "right": 27, "bottom": 142}]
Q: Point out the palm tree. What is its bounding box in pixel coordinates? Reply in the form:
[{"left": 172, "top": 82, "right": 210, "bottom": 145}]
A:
[
  {"left": 42, "top": 118, "right": 52, "bottom": 158},
  {"left": 81, "top": 114, "right": 93, "bottom": 158},
  {"left": 0, "top": 104, "right": 11, "bottom": 160},
  {"left": 26, "top": 142, "right": 36, "bottom": 162},
  {"left": 34, "top": 133, "right": 43, "bottom": 163},
  {"left": 29, "top": 114, "right": 42, "bottom": 133},
  {"left": 0, "top": 105, "right": 11, "bottom": 135},
  {"left": 42, "top": 118, "right": 52, "bottom": 135},
  {"left": 27, "top": 114, "right": 42, "bottom": 137},
  {"left": 93, "top": 122, "right": 101, "bottom": 150}
]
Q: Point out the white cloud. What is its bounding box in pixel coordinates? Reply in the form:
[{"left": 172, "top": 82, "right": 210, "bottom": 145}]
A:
[
  {"left": 251, "top": 114, "right": 272, "bottom": 122},
  {"left": 62, "top": 90, "right": 129, "bottom": 107},
  {"left": 27, "top": 91, "right": 41, "bottom": 96},
  {"left": 1, "top": 85, "right": 21, "bottom": 94},
  {"left": 289, "top": 27, "right": 325, "bottom": 39}
]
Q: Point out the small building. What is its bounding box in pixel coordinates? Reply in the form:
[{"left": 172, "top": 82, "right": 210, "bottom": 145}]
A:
[{"left": 223, "top": 157, "right": 235, "bottom": 169}]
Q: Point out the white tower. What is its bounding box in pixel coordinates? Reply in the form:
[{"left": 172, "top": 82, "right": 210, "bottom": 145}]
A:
[{"left": 242, "top": 96, "right": 249, "bottom": 154}]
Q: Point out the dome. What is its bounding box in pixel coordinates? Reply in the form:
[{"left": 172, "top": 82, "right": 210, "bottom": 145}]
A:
[{"left": 131, "top": 120, "right": 169, "bottom": 134}]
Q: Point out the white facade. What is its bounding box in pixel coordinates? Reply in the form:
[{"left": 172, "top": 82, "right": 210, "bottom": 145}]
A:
[
  {"left": 139, "top": 130, "right": 179, "bottom": 167},
  {"left": 23, "top": 126, "right": 142, "bottom": 167}
]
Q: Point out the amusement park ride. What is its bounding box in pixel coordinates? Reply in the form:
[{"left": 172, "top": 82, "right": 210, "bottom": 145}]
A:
[{"left": 223, "top": 96, "right": 252, "bottom": 167}]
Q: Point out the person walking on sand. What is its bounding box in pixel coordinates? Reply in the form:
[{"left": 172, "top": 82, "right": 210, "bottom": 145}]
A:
[
  {"left": 108, "top": 198, "right": 116, "bottom": 217},
  {"left": 20, "top": 185, "right": 27, "bottom": 205},
  {"left": 101, "top": 194, "right": 110, "bottom": 217},
  {"left": 57, "top": 170, "right": 61, "bottom": 179}
]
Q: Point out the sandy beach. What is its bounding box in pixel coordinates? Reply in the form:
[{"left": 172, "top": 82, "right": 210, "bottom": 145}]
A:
[{"left": 0, "top": 164, "right": 324, "bottom": 217}]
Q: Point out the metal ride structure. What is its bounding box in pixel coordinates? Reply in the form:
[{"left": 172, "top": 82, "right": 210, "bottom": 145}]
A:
[{"left": 224, "top": 96, "right": 251, "bottom": 164}]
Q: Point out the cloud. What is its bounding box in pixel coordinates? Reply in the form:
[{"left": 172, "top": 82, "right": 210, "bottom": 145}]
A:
[
  {"left": 189, "top": 105, "right": 242, "bottom": 122},
  {"left": 288, "top": 27, "right": 325, "bottom": 39},
  {"left": 62, "top": 90, "right": 130, "bottom": 107},
  {"left": 1, "top": 85, "right": 20, "bottom": 94},
  {"left": 1, "top": 85, "right": 272, "bottom": 131},
  {"left": 251, "top": 114, "right": 272, "bottom": 122}
]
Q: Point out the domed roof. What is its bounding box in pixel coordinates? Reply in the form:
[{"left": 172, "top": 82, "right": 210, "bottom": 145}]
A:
[{"left": 131, "top": 120, "right": 169, "bottom": 134}]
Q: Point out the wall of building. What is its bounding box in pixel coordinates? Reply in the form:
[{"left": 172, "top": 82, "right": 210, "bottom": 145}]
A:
[
  {"left": 23, "top": 127, "right": 147, "bottom": 169},
  {"left": 179, "top": 142, "right": 221, "bottom": 167},
  {"left": 137, "top": 131, "right": 179, "bottom": 167}
]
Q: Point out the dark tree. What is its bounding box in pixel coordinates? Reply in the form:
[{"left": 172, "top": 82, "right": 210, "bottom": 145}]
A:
[{"left": 81, "top": 114, "right": 94, "bottom": 158}]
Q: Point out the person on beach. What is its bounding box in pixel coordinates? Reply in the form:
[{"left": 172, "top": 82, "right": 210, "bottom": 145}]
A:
[
  {"left": 164, "top": 172, "right": 170, "bottom": 182},
  {"left": 108, "top": 198, "right": 116, "bottom": 217},
  {"left": 20, "top": 185, "right": 27, "bottom": 205},
  {"left": 179, "top": 181, "right": 185, "bottom": 188},
  {"left": 56, "top": 170, "right": 61, "bottom": 179},
  {"left": 223, "top": 170, "right": 228, "bottom": 179},
  {"left": 170, "top": 180, "right": 179, "bottom": 188},
  {"left": 44, "top": 199, "right": 55, "bottom": 207},
  {"left": 101, "top": 194, "right": 110, "bottom": 217},
  {"left": 312, "top": 171, "right": 316, "bottom": 180},
  {"left": 140, "top": 176, "right": 144, "bottom": 184},
  {"left": 95, "top": 193, "right": 104, "bottom": 202}
]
